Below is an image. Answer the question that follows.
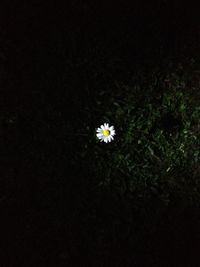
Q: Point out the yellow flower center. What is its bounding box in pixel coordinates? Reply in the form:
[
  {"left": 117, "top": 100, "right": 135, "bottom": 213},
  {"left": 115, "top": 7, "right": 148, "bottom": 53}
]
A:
[{"left": 103, "top": 129, "right": 110, "bottom": 137}]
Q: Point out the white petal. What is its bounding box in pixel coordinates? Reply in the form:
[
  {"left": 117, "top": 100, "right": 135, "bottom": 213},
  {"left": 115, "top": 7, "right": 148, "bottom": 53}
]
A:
[
  {"left": 111, "top": 130, "right": 115, "bottom": 136},
  {"left": 96, "top": 133, "right": 103, "bottom": 137},
  {"left": 110, "top": 135, "right": 114, "bottom": 140},
  {"left": 109, "top": 126, "right": 114, "bottom": 131},
  {"left": 104, "top": 138, "right": 108, "bottom": 143},
  {"left": 101, "top": 125, "right": 105, "bottom": 130}
]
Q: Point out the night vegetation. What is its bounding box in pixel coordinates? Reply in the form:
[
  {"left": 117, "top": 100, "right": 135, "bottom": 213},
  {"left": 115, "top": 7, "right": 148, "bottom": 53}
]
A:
[{"left": 1, "top": 1, "right": 200, "bottom": 266}]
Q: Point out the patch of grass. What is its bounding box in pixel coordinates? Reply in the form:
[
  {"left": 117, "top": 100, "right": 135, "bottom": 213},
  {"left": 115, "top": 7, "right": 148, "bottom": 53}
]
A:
[{"left": 78, "top": 61, "right": 200, "bottom": 209}]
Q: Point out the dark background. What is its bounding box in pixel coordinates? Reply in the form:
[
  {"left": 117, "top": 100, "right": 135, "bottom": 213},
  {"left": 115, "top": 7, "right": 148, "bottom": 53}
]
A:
[{"left": 1, "top": 1, "right": 200, "bottom": 266}]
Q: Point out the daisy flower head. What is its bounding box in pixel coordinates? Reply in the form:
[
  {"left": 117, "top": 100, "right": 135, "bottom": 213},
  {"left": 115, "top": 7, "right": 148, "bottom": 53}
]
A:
[{"left": 96, "top": 123, "right": 116, "bottom": 143}]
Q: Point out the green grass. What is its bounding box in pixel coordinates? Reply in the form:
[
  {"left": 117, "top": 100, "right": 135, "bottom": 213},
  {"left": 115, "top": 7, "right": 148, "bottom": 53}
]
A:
[
  {"left": 77, "top": 59, "right": 200, "bottom": 209},
  {"left": 66, "top": 58, "right": 200, "bottom": 265}
]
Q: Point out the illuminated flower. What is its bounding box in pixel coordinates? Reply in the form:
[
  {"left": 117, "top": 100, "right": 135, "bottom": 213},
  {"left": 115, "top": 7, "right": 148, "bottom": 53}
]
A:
[{"left": 96, "top": 123, "right": 116, "bottom": 143}]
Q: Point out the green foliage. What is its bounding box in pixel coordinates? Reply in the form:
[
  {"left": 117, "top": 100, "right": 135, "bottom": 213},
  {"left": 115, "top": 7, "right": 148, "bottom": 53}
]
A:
[{"left": 79, "top": 66, "right": 200, "bottom": 208}]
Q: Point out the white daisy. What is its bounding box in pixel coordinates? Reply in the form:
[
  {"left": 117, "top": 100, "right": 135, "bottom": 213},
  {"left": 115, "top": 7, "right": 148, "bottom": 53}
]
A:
[{"left": 96, "top": 123, "right": 116, "bottom": 143}]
